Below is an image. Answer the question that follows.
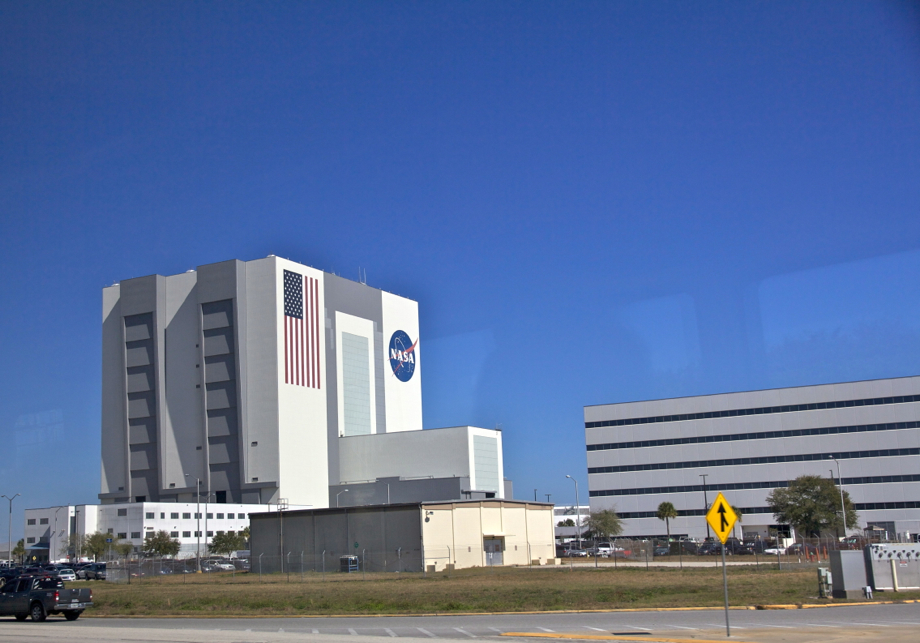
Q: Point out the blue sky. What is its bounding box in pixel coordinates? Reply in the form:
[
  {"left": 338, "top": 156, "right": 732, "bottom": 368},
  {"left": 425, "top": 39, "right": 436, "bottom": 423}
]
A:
[{"left": 1, "top": 1, "right": 918, "bottom": 541}]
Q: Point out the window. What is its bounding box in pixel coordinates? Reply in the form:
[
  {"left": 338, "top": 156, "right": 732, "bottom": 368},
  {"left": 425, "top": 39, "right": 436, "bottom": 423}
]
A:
[
  {"left": 117, "top": 508, "right": 127, "bottom": 517},
  {"left": 135, "top": 496, "right": 145, "bottom": 502},
  {"left": 206, "top": 513, "right": 213, "bottom": 520},
  {"left": 27, "top": 519, "right": 35, "bottom": 526},
  {"left": 131, "top": 532, "right": 141, "bottom": 539},
  {"left": 39, "top": 518, "right": 48, "bottom": 525},
  {"left": 195, "top": 513, "right": 201, "bottom": 519},
  {"left": 217, "top": 531, "right": 224, "bottom": 536},
  {"left": 171, "top": 512, "right": 179, "bottom": 519},
  {"left": 170, "top": 531, "right": 179, "bottom": 538},
  {"left": 228, "top": 531, "right": 235, "bottom": 536},
  {"left": 216, "top": 513, "right": 224, "bottom": 519},
  {"left": 182, "top": 531, "right": 191, "bottom": 538},
  {"left": 194, "top": 531, "right": 201, "bottom": 537},
  {"left": 227, "top": 513, "right": 234, "bottom": 519},
  {"left": 182, "top": 513, "right": 191, "bottom": 519},
  {"left": 26, "top": 537, "right": 35, "bottom": 544},
  {"left": 117, "top": 533, "right": 127, "bottom": 539},
  {"left": 145, "top": 512, "right": 154, "bottom": 519},
  {"left": 160, "top": 513, "right": 165, "bottom": 519},
  {"left": 207, "top": 531, "right": 213, "bottom": 537},
  {"left": 107, "top": 528, "right": 114, "bottom": 534}
]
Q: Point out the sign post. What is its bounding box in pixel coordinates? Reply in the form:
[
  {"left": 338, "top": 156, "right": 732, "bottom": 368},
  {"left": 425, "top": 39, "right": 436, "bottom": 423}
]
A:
[{"left": 706, "top": 492, "right": 738, "bottom": 637}]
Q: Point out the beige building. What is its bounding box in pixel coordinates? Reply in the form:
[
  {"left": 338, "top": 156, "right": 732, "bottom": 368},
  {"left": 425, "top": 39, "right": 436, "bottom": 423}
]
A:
[{"left": 249, "top": 499, "right": 555, "bottom": 573}]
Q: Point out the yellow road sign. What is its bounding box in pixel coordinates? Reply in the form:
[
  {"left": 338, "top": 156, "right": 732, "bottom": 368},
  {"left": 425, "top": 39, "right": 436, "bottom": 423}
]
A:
[{"left": 705, "top": 492, "right": 738, "bottom": 544}]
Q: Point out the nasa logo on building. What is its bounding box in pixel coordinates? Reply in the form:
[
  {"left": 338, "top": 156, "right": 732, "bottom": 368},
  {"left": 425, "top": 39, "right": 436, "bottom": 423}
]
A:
[{"left": 389, "top": 330, "right": 418, "bottom": 382}]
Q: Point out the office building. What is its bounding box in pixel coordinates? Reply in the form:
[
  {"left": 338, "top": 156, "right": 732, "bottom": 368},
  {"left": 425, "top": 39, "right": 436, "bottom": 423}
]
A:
[{"left": 585, "top": 376, "right": 920, "bottom": 541}]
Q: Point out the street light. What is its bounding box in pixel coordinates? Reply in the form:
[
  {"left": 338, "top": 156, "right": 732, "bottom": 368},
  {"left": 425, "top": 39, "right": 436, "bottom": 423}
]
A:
[
  {"left": 336, "top": 489, "right": 349, "bottom": 508},
  {"left": 185, "top": 474, "right": 201, "bottom": 572},
  {"left": 699, "top": 475, "right": 710, "bottom": 539},
  {"left": 829, "top": 456, "right": 847, "bottom": 535},
  {"left": 53, "top": 507, "right": 64, "bottom": 564},
  {"left": 1, "top": 494, "right": 20, "bottom": 565},
  {"left": 565, "top": 475, "right": 581, "bottom": 549}
]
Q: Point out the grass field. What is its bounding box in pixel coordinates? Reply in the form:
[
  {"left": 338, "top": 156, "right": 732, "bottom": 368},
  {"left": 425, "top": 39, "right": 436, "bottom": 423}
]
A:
[{"left": 73, "top": 565, "right": 920, "bottom": 616}]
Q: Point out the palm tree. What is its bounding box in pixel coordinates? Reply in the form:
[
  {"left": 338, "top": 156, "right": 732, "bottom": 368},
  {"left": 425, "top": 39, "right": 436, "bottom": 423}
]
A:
[{"left": 656, "top": 502, "right": 678, "bottom": 541}]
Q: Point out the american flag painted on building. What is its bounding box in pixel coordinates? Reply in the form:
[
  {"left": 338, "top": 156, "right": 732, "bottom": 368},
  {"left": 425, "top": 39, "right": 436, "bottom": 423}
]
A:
[{"left": 283, "top": 269, "right": 321, "bottom": 388}]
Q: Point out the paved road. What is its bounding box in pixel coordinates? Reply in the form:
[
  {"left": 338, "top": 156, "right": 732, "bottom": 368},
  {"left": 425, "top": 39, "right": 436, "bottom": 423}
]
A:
[{"left": 0, "top": 603, "right": 917, "bottom": 643}]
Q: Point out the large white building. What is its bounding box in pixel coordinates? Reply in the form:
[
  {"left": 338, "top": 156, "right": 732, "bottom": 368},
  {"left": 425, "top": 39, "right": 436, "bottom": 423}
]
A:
[
  {"left": 585, "top": 376, "right": 920, "bottom": 541},
  {"left": 100, "top": 256, "right": 506, "bottom": 509}
]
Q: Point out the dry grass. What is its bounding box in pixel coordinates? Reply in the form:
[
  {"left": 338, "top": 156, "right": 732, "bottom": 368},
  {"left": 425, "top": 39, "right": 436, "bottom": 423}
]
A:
[{"left": 73, "top": 565, "right": 920, "bottom": 616}]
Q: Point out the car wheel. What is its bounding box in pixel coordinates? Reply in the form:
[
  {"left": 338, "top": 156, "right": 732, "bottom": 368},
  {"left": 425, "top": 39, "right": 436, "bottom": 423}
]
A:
[
  {"left": 30, "top": 602, "right": 46, "bottom": 622},
  {"left": 64, "top": 610, "right": 83, "bottom": 621}
]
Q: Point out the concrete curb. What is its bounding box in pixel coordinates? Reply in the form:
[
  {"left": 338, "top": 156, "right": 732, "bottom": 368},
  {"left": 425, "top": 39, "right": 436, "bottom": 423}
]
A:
[
  {"left": 500, "top": 634, "right": 751, "bottom": 643},
  {"left": 79, "top": 598, "right": 919, "bottom": 619}
]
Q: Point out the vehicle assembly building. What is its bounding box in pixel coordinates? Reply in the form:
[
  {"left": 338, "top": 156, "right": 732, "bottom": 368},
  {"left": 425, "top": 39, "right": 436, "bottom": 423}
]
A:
[
  {"left": 99, "top": 255, "right": 506, "bottom": 509},
  {"left": 585, "top": 376, "right": 920, "bottom": 541}
]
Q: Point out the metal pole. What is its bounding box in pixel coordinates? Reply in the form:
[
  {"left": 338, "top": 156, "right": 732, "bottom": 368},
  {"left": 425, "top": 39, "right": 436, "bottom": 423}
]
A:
[
  {"left": 721, "top": 542, "right": 730, "bottom": 637},
  {"left": 830, "top": 456, "right": 847, "bottom": 535},
  {"left": 259, "top": 552, "right": 263, "bottom": 582},
  {"left": 301, "top": 551, "right": 304, "bottom": 582},
  {"left": 566, "top": 476, "right": 581, "bottom": 549},
  {"left": 197, "top": 478, "right": 200, "bottom": 572},
  {"left": 322, "top": 549, "right": 326, "bottom": 581},
  {"left": 699, "top": 475, "right": 710, "bottom": 539},
  {"left": 362, "top": 548, "right": 366, "bottom": 580},
  {"left": 2, "top": 494, "right": 20, "bottom": 565}
]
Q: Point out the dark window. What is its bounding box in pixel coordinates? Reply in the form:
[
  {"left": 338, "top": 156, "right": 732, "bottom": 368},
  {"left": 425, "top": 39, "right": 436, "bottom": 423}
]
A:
[
  {"left": 207, "top": 531, "right": 213, "bottom": 537},
  {"left": 182, "top": 531, "right": 191, "bottom": 538},
  {"left": 131, "top": 532, "right": 141, "bottom": 539},
  {"left": 26, "top": 519, "right": 35, "bottom": 525},
  {"left": 39, "top": 518, "right": 48, "bottom": 525},
  {"left": 135, "top": 496, "right": 146, "bottom": 502},
  {"left": 26, "top": 537, "right": 35, "bottom": 544},
  {"left": 216, "top": 513, "right": 224, "bottom": 519},
  {"left": 145, "top": 512, "right": 154, "bottom": 519},
  {"left": 117, "top": 508, "right": 127, "bottom": 517},
  {"left": 206, "top": 513, "right": 213, "bottom": 520},
  {"left": 170, "top": 531, "right": 179, "bottom": 538},
  {"left": 171, "top": 512, "right": 179, "bottom": 519},
  {"left": 227, "top": 513, "right": 234, "bottom": 519},
  {"left": 160, "top": 513, "right": 165, "bottom": 519},
  {"left": 215, "top": 490, "right": 227, "bottom": 503},
  {"left": 182, "top": 513, "right": 191, "bottom": 519},
  {"left": 117, "top": 532, "right": 127, "bottom": 539}
]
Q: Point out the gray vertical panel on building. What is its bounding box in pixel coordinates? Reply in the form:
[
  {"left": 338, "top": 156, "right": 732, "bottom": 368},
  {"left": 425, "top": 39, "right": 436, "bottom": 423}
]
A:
[
  {"left": 473, "top": 435, "right": 500, "bottom": 492},
  {"left": 342, "top": 332, "right": 371, "bottom": 436},
  {"left": 125, "top": 312, "right": 159, "bottom": 501}
]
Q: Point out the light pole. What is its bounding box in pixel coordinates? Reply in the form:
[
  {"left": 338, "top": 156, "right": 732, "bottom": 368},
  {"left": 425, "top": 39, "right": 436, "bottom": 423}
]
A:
[
  {"left": 829, "top": 456, "right": 847, "bottom": 535},
  {"left": 565, "top": 475, "right": 581, "bottom": 549},
  {"left": 185, "top": 475, "right": 201, "bottom": 572},
  {"left": 2, "top": 494, "right": 20, "bottom": 565},
  {"left": 53, "top": 507, "right": 64, "bottom": 564},
  {"left": 699, "top": 475, "right": 710, "bottom": 539},
  {"left": 336, "top": 489, "right": 349, "bottom": 508},
  {"left": 203, "top": 492, "right": 214, "bottom": 561}
]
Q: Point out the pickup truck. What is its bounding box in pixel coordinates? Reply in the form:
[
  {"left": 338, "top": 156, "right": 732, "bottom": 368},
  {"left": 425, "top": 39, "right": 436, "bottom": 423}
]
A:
[{"left": 0, "top": 575, "right": 93, "bottom": 621}]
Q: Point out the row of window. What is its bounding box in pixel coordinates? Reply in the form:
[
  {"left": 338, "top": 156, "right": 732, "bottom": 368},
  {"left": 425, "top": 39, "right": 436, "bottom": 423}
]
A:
[
  {"left": 142, "top": 511, "right": 247, "bottom": 520},
  {"left": 587, "top": 448, "right": 920, "bottom": 475},
  {"left": 589, "top": 474, "right": 920, "bottom": 497},
  {"left": 586, "top": 421, "right": 919, "bottom": 452},
  {"left": 585, "top": 394, "right": 920, "bottom": 429},
  {"left": 613, "top": 501, "right": 920, "bottom": 520}
]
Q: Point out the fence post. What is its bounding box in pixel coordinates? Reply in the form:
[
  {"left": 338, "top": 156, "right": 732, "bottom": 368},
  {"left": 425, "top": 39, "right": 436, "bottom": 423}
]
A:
[
  {"left": 259, "top": 553, "right": 263, "bottom": 582},
  {"left": 301, "top": 551, "right": 304, "bottom": 582},
  {"left": 322, "top": 550, "right": 326, "bottom": 581},
  {"left": 362, "top": 548, "right": 366, "bottom": 580}
]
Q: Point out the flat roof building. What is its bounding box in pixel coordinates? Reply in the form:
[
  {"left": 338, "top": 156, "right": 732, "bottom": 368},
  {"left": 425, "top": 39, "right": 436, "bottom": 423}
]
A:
[{"left": 585, "top": 376, "right": 920, "bottom": 541}]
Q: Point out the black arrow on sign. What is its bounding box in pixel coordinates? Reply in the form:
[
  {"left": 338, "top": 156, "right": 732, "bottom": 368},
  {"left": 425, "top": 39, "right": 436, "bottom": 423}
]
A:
[{"left": 717, "top": 502, "right": 729, "bottom": 532}]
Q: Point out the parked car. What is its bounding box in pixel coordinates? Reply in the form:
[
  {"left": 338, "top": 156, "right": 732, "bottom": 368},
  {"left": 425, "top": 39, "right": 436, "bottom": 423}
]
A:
[
  {"left": 56, "top": 569, "right": 77, "bottom": 582},
  {"left": 83, "top": 563, "right": 107, "bottom": 580},
  {"left": 560, "top": 547, "right": 588, "bottom": 558},
  {"left": 654, "top": 545, "right": 670, "bottom": 556},
  {"left": 0, "top": 575, "right": 93, "bottom": 621}
]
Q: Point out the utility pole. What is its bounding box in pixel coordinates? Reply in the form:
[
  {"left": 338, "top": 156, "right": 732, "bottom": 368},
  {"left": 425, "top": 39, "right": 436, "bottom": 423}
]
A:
[
  {"left": 2, "top": 494, "right": 20, "bottom": 565},
  {"left": 699, "top": 475, "right": 710, "bottom": 539},
  {"left": 565, "top": 475, "right": 581, "bottom": 549},
  {"left": 829, "top": 456, "right": 847, "bottom": 535},
  {"left": 185, "top": 475, "right": 201, "bottom": 572}
]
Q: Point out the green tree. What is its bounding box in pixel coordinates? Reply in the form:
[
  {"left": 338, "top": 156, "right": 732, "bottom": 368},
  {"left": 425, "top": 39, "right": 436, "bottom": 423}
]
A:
[
  {"left": 144, "top": 530, "right": 180, "bottom": 557},
  {"left": 240, "top": 526, "right": 250, "bottom": 548},
  {"left": 584, "top": 509, "right": 624, "bottom": 543},
  {"left": 209, "top": 531, "right": 244, "bottom": 556},
  {"left": 84, "top": 532, "right": 109, "bottom": 561},
  {"left": 656, "top": 502, "right": 678, "bottom": 541},
  {"left": 557, "top": 518, "right": 575, "bottom": 527},
  {"left": 12, "top": 539, "right": 25, "bottom": 564},
  {"left": 766, "top": 475, "right": 858, "bottom": 537},
  {"left": 114, "top": 541, "right": 134, "bottom": 559}
]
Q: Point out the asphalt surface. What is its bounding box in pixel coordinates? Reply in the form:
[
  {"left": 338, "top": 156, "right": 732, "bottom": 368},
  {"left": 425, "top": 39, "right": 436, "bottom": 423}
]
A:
[{"left": 0, "top": 603, "right": 917, "bottom": 643}]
